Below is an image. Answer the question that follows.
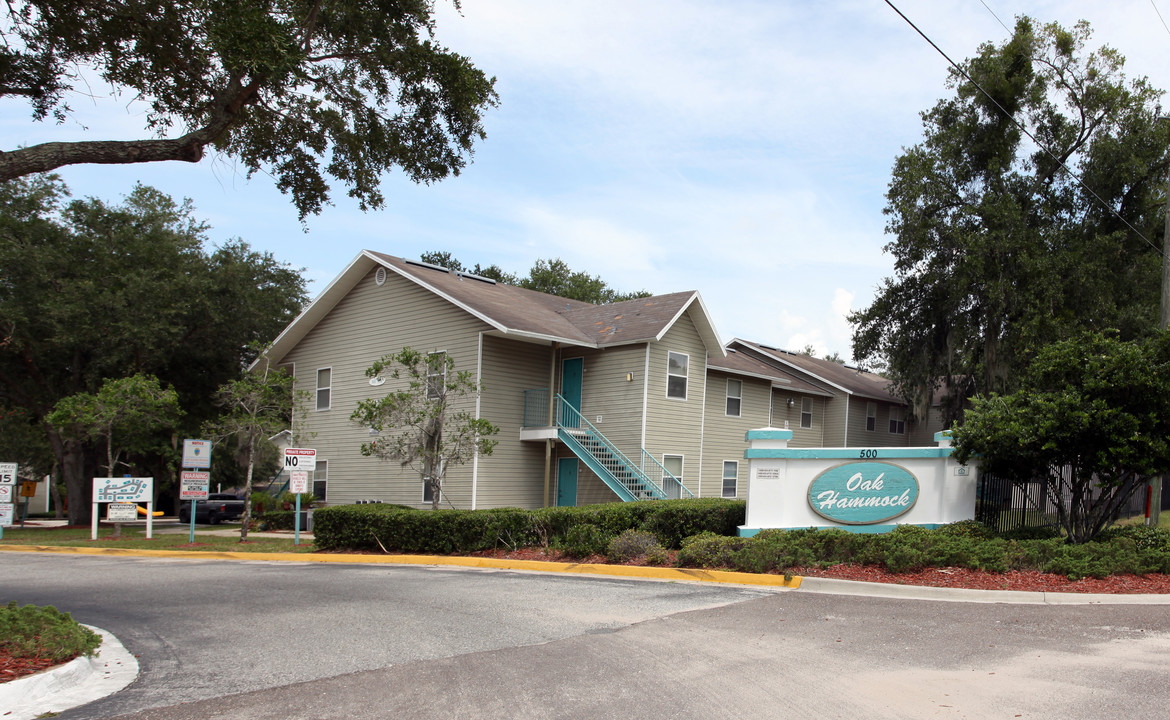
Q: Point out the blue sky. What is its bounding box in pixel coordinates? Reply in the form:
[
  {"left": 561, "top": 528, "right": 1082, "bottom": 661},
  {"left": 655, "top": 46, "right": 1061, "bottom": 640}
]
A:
[{"left": 4, "top": 1, "right": 1169, "bottom": 361}]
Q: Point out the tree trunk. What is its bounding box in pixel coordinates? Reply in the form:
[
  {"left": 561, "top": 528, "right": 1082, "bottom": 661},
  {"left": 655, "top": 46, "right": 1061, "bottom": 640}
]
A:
[
  {"left": 49, "top": 461, "right": 63, "bottom": 520},
  {"left": 240, "top": 432, "right": 256, "bottom": 542}
]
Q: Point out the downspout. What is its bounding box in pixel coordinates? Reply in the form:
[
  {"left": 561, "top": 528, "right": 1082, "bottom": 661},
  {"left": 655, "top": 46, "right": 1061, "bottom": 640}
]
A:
[
  {"left": 697, "top": 351, "right": 708, "bottom": 498},
  {"left": 544, "top": 343, "right": 558, "bottom": 507},
  {"left": 843, "top": 394, "right": 850, "bottom": 448},
  {"left": 640, "top": 344, "right": 651, "bottom": 449},
  {"left": 472, "top": 332, "right": 484, "bottom": 509}
]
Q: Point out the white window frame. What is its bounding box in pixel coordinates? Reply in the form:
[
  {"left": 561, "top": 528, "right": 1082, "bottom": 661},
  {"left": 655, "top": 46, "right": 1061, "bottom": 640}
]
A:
[
  {"left": 866, "top": 402, "right": 877, "bottom": 432},
  {"left": 800, "top": 397, "right": 813, "bottom": 429},
  {"left": 725, "top": 378, "right": 742, "bottom": 417},
  {"left": 426, "top": 351, "right": 448, "bottom": 401},
  {"left": 722, "top": 460, "right": 738, "bottom": 499},
  {"left": 666, "top": 351, "right": 688, "bottom": 400},
  {"left": 313, "top": 460, "right": 328, "bottom": 501},
  {"left": 889, "top": 406, "right": 906, "bottom": 435},
  {"left": 422, "top": 460, "right": 444, "bottom": 503},
  {"left": 662, "top": 454, "right": 684, "bottom": 499},
  {"left": 315, "top": 367, "right": 332, "bottom": 411}
]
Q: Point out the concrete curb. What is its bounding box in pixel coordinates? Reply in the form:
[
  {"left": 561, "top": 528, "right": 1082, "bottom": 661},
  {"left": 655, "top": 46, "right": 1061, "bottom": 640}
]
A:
[
  {"left": 6, "top": 543, "right": 1170, "bottom": 604},
  {"left": 0, "top": 625, "right": 138, "bottom": 720}
]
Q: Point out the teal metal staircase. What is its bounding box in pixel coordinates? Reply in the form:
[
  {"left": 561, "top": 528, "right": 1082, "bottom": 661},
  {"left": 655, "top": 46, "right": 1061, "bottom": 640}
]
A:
[{"left": 554, "top": 395, "right": 692, "bottom": 501}]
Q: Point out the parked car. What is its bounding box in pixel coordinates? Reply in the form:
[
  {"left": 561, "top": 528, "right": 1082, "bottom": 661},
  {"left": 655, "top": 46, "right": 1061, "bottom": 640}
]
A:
[{"left": 178, "top": 493, "right": 246, "bottom": 525}]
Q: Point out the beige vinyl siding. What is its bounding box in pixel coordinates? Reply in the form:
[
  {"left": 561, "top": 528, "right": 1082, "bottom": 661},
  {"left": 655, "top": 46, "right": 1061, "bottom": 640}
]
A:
[
  {"left": 770, "top": 390, "right": 827, "bottom": 447},
  {"left": 847, "top": 399, "right": 911, "bottom": 448},
  {"left": 643, "top": 312, "right": 706, "bottom": 495},
  {"left": 821, "top": 394, "right": 848, "bottom": 446},
  {"left": 558, "top": 344, "right": 646, "bottom": 461},
  {"left": 476, "top": 335, "right": 555, "bottom": 508},
  {"left": 700, "top": 371, "right": 770, "bottom": 498},
  {"left": 281, "top": 267, "right": 491, "bottom": 508}
]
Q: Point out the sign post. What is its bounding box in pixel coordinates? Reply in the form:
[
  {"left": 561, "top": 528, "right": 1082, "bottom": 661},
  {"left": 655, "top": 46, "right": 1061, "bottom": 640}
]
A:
[
  {"left": 180, "top": 470, "right": 211, "bottom": 544},
  {"left": 0, "top": 462, "right": 17, "bottom": 541},
  {"left": 284, "top": 448, "right": 316, "bottom": 545},
  {"left": 181, "top": 439, "right": 212, "bottom": 543}
]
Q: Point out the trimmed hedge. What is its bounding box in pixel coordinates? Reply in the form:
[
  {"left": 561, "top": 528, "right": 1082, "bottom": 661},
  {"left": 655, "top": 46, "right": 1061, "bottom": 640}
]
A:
[{"left": 312, "top": 498, "right": 746, "bottom": 553}]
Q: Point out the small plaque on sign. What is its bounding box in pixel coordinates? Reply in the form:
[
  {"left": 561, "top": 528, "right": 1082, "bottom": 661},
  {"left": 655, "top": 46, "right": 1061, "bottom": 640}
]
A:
[
  {"left": 755, "top": 468, "right": 781, "bottom": 481},
  {"left": 107, "top": 503, "right": 138, "bottom": 521},
  {"left": 289, "top": 470, "right": 309, "bottom": 494}
]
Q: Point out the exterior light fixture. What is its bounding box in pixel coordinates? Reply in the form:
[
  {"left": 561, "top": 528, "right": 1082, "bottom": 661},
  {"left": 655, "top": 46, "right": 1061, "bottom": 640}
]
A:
[
  {"left": 625, "top": 372, "right": 634, "bottom": 382},
  {"left": 787, "top": 397, "right": 795, "bottom": 408}
]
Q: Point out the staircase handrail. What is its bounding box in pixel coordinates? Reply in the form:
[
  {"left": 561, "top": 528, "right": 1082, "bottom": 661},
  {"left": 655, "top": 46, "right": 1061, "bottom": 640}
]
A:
[
  {"left": 640, "top": 449, "right": 695, "bottom": 499},
  {"left": 555, "top": 394, "right": 667, "bottom": 500}
]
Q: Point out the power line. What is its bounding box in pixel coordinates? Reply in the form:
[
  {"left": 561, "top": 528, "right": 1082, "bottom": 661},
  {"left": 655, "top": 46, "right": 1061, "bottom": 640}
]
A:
[
  {"left": 978, "top": 0, "right": 1011, "bottom": 34},
  {"left": 883, "top": 0, "right": 1164, "bottom": 259},
  {"left": 1151, "top": 0, "right": 1170, "bottom": 37}
]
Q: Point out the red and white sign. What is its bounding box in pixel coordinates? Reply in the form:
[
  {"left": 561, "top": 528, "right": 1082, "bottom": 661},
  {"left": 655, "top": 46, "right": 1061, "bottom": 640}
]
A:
[
  {"left": 283, "top": 448, "right": 317, "bottom": 470},
  {"left": 289, "top": 470, "right": 309, "bottom": 494},
  {"left": 180, "top": 471, "right": 210, "bottom": 500}
]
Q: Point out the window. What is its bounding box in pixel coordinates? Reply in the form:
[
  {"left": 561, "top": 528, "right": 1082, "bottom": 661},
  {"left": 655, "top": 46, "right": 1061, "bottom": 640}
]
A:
[
  {"left": 422, "top": 461, "right": 444, "bottom": 503},
  {"left": 667, "top": 352, "right": 688, "bottom": 400},
  {"left": 889, "top": 406, "right": 906, "bottom": 435},
  {"left": 725, "top": 379, "right": 742, "bottom": 417},
  {"left": 722, "top": 461, "right": 738, "bottom": 499},
  {"left": 800, "top": 397, "right": 813, "bottom": 429},
  {"left": 315, "top": 367, "right": 331, "bottom": 410},
  {"left": 313, "top": 460, "right": 328, "bottom": 501},
  {"left": 866, "top": 402, "right": 877, "bottom": 432},
  {"left": 426, "top": 351, "right": 447, "bottom": 400},
  {"left": 662, "top": 454, "right": 683, "bottom": 499}
]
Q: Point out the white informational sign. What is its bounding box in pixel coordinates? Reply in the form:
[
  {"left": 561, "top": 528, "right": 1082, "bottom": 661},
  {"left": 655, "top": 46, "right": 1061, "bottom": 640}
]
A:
[
  {"left": 179, "top": 471, "right": 210, "bottom": 500},
  {"left": 0, "top": 503, "right": 13, "bottom": 527},
  {"left": 93, "top": 477, "right": 153, "bottom": 503},
  {"left": 182, "top": 439, "right": 212, "bottom": 469},
  {"left": 283, "top": 447, "right": 317, "bottom": 470},
  {"left": 0, "top": 485, "right": 11, "bottom": 503},
  {"left": 289, "top": 470, "right": 309, "bottom": 494},
  {"left": 107, "top": 503, "right": 138, "bottom": 521},
  {"left": 0, "top": 462, "right": 16, "bottom": 485}
]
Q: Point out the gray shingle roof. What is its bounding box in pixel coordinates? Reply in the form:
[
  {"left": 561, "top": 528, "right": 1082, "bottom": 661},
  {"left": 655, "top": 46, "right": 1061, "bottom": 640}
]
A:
[{"left": 730, "top": 339, "right": 902, "bottom": 403}]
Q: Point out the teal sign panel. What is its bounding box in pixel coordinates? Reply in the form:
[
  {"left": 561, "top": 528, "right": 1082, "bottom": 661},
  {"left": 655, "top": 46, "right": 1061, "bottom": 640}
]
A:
[{"left": 807, "top": 462, "right": 919, "bottom": 525}]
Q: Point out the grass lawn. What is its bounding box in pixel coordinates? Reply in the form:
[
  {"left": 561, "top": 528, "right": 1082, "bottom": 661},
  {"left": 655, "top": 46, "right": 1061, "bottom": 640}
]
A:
[{"left": 0, "top": 526, "right": 319, "bottom": 553}]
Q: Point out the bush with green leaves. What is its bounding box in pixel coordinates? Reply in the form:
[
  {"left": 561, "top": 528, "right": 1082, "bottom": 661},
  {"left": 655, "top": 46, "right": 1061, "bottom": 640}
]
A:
[
  {"left": 0, "top": 602, "right": 102, "bottom": 662},
  {"left": 677, "top": 531, "right": 750, "bottom": 568},
  {"left": 606, "top": 529, "right": 668, "bottom": 564}
]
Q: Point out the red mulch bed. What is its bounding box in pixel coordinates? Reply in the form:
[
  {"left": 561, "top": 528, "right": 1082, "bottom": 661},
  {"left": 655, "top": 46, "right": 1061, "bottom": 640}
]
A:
[
  {"left": 469, "top": 547, "right": 1170, "bottom": 594},
  {"left": 0, "top": 651, "right": 79, "bottom": 685}
]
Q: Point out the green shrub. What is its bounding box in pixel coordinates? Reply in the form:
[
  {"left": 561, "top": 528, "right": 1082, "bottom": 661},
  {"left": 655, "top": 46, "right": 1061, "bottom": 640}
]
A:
[
  {"left": 677, "top": 531, "right": 749, "bottom": 568},
  {"left": 0, "top": 602, "right": 102, "bottom": 662},
  {"left": 606, "top": 529, "right": 666, "bottom": 564},
  {"left": 558, "top": 523, "right": 610, "bottom": 558}
]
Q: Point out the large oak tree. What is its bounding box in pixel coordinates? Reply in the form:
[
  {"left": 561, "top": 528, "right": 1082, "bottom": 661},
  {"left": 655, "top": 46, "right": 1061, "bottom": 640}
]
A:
[
  {"left": 0, "top": 175, "right": 307, "bottom": 523},
  {"left": 1, "top": 1, "right": 498, "bottom": 219},
  {"left": 850, "top": 18, "right": 1169, "bottom": 423}
]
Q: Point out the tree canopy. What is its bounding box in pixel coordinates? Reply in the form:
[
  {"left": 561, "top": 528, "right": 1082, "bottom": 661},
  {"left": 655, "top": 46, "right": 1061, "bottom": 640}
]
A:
[
  {"left": 850, "top": 18, "right": 1169, "bottom": 422},
  {"left": 952, "top": 331, "right": 1170, "bottom": 543},
  {"left": 1, "top": 1, "right": 499, "bottom": 220},
  {"left": 0, "top": 175, "right": 307, "bottom": 523},
  {"left": 419, "top": 251, "right": 651, "bottom": 305}
]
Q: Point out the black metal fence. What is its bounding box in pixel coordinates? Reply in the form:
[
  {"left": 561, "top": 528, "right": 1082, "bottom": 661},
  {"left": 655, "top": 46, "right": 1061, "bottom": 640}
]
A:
[{"left": 975, "top": 471, "right": 1168, "bottom": 534}]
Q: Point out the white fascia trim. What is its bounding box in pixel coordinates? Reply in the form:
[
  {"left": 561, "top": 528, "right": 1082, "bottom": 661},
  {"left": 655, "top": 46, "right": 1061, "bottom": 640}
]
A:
[
  {"left": 472, "top": 331, "right": 483, "bottom": 510},
  {"left": 730, "top": 337, "right": 852, "bottom": 395},
  {"left": 252, "top": 252, "right": 373, "bottom": 370},
  {"left": 698, "top": 350, "right": 707, "bottom": 498},
  {"left": 655, "top": 293, "right": 726, "bottom": 357},
  {"left": 489, "top": 327, "right": 600, "bottom": 348},
  {"left": 376, "top": 252, "right": 511, "bottom": 335}
]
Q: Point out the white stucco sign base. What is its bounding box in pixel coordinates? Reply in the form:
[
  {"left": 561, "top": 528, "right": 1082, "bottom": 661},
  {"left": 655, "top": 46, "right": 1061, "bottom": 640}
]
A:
[{"left": 739, "top": 429, "right": 976, "bottom": 536}]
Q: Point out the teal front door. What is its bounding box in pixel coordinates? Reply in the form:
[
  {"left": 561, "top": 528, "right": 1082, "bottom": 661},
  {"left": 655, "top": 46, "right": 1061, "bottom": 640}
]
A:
[
  {"left": 560, "top": 357, "right": 583, "bottom": 427},
  {"left": 557, "top": 458, "right": 578, "bottom": 507}
]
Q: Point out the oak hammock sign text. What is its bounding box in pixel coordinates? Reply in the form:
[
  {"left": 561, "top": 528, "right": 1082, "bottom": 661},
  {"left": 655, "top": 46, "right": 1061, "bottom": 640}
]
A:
[{"left": 806, "top": 462, "right": 919, "bottom": 525}]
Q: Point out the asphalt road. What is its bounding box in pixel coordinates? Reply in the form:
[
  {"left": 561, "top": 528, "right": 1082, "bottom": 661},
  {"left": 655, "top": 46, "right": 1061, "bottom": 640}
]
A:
[{"left": 3, "top": 553, "right": 1169, "bottom": 719}]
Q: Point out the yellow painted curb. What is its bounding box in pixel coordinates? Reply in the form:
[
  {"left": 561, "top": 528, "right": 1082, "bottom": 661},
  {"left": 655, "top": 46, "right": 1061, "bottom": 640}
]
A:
[{"left": 0, "top": 544, "right": 801, "bottom": 589}]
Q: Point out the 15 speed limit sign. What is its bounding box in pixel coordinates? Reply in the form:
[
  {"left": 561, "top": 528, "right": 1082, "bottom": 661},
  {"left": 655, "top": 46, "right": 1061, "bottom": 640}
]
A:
[{"left": 283, "top": 448, "right": 316, "bottom": 470}]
